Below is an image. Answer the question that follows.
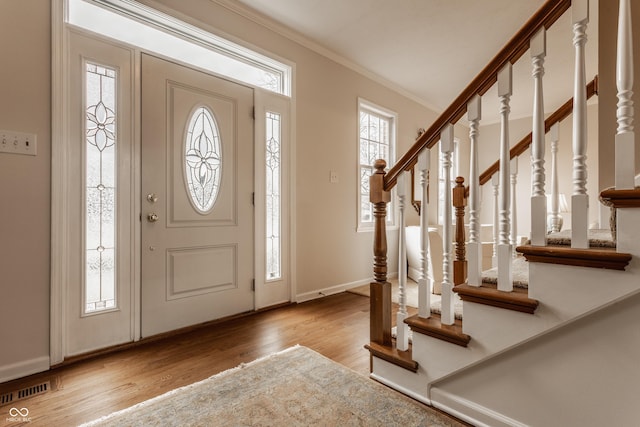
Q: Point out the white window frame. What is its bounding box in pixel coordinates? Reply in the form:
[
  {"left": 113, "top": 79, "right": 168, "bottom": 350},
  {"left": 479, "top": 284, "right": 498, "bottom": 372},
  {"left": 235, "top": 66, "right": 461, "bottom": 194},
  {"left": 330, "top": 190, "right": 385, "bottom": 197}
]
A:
[
  {"left": 357, "top": 98, "right": 397, "bottom": 232},
  {"left": 66, "top": 0, "right": 292, "bottom": 96}
]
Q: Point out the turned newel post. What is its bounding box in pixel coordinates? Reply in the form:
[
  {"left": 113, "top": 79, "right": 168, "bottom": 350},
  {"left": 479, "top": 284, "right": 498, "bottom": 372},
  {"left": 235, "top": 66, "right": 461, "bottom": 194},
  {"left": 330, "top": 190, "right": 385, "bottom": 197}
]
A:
[
  {"left": 453, "top": 177, "right": 467, "bottom": 286},
  {"left": 370, "top": 159, "right": 391, "bottom": 345}
]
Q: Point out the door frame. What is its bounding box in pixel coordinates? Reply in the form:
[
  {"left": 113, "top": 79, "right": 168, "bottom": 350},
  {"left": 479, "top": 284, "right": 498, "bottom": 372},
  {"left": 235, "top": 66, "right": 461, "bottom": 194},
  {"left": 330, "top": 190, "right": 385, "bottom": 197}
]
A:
[{"left": 51, "top": 0, "right": 296, "bottom": 365}]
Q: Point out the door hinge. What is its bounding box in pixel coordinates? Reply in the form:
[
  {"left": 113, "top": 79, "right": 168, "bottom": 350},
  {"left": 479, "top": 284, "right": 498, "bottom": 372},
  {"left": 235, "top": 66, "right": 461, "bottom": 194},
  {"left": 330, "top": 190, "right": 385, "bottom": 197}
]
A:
[
  {"left": 252, "top": 106, "right": 255, "bottom": 120},
  {"left": 139, "top": 213, "right": 142, "bottom": 222},
  {"left": 251, "top": 279, "right": 255, "bottom": 291},
  {"left": 252, "top": 192, "right": 255, "bottom": 206}
]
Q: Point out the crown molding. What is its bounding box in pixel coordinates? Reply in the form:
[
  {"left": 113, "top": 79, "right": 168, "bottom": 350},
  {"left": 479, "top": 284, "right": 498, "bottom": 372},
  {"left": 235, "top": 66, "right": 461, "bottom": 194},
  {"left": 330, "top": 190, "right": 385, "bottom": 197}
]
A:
[{"left": 209, "top": 0, "right": 440, "bottom": 112}]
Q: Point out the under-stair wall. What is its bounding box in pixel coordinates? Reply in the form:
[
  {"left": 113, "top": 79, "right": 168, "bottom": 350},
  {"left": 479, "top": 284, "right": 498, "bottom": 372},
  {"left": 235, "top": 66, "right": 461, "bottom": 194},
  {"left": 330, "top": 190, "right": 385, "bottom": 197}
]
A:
[
  {"left": 432, "top": 272, "right": 640, "bottom": 426},
  {"left": 429, "top": 208, "right": 640, "bottom": 426}
]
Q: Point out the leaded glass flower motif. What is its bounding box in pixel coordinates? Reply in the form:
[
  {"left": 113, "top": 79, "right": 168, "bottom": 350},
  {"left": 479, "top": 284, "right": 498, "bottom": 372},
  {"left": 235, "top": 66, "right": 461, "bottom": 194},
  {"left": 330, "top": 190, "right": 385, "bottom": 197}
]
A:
[
  {"left": 86, "top": 101, "right": 116, "bottom": 151},
  {"left": 185, "top": 107, "right": 222, "bottom": 213}
]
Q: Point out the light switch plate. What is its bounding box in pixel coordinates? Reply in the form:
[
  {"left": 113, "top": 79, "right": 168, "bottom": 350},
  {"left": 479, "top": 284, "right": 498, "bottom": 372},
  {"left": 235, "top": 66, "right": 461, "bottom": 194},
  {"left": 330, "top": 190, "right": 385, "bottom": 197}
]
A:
[{"left": 0, "top": 130, "right": 37, "bottom": 156}]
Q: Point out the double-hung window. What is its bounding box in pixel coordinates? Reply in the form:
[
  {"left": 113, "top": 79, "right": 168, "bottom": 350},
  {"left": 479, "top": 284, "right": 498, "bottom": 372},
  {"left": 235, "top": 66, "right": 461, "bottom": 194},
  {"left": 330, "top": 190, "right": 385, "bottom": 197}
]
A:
[{"left": 358, "top": 99, "right": 396, "bottom": 231}]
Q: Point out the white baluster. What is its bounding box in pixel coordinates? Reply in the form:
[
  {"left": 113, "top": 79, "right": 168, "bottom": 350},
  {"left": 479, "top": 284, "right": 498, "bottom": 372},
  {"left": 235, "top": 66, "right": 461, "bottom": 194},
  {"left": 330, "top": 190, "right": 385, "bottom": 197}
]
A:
[
  {"left": 571, "top": 0, "right": 590, "bottom": 249},
  {"left": 530, "top": 28, "right": 548, "bottom": 246},
  {"left": 440, "top": 124, "right": 455, "bottom": 325},
  {"left": 497, "top": 63, "right": 513, "bottom": 292},
  {"left": 418, "top": 149, "right": 432, "bottom": 318},
  {"left": 616, "top": 0, "right": 636, "bottom": 189},
  {"left": 510, "top": 157, "right": 518, "bottom": 253},
  {"left": 467, "top": 96, "right": 482, "bottom": 287},
  {"left": 549, "top": 123, "right": 562, "bottom": 233},
  {"left": 492, "top": 173, "right": 499, "bottom": 268},
  {"left": 396, "top": 171, "right": 409, "bottom": 351}
]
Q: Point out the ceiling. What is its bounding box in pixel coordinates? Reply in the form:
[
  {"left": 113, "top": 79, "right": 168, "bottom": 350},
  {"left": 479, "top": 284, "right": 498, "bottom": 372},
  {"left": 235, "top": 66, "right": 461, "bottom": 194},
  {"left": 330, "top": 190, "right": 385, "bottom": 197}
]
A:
[{"left": 224, "top": 0, "right": 599, "bottom": 123}]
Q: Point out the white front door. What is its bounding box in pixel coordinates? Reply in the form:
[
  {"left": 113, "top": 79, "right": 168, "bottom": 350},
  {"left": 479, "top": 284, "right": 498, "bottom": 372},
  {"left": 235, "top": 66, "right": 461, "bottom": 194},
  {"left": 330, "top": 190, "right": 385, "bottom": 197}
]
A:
[{"left": 140, "top": 54, "right": 255, "bottom": 337}]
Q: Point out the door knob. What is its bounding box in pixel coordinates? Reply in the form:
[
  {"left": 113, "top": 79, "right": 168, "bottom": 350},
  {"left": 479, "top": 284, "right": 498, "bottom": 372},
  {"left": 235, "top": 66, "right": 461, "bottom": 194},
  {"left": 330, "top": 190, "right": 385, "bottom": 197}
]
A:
[
  {"left": 147, "top": 193, "right": 158, "bottom": 203},
  {"left": 147, "top": 213, "right": 159, "bottom": 222}
]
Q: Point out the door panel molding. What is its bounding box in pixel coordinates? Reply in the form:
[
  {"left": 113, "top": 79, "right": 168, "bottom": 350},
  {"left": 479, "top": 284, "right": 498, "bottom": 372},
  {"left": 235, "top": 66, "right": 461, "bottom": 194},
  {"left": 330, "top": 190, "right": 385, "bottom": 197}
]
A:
[
  {"left": 166, "top": 245, "right": 238, "bottom": 300},
  {"left": 167, "top": 82, "right": 238, "bottom": 227}
]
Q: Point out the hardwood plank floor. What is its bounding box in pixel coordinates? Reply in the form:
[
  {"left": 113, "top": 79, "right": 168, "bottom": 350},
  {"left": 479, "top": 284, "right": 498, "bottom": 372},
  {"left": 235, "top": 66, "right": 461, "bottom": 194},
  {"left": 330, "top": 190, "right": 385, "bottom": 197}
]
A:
[{"left": 0, "top": 292, "right": 442, "bottom": 426}]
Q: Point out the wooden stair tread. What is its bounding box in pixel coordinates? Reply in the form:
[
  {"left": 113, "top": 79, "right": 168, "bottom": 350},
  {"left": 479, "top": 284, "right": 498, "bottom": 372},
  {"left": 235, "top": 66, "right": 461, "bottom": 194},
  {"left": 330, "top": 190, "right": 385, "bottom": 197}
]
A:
[
  {"left": 454, "top": 283, "right": 539, "bottom": 314},
  {"left": 517, "top": 245, "right": 632, "bottom": 271},
  {"left": 600, "top": 188, "right": 640, "bottom": 208},
  {"left": 405, "top": 313, "right": 470, "bottom": 347},
  {"left": 365, "top": 340, "right": 418, "bottom": 372}
]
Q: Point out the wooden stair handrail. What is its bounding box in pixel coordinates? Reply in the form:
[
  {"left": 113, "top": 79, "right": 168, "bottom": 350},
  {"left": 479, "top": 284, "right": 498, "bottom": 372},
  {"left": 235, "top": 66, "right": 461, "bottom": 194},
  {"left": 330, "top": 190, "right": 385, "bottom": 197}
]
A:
[
  {"left": 479, "top": 76, "right": 598, "bottom": 186},
  {"left": 383, "top": 0, "right": 572, "bottom": 192}
]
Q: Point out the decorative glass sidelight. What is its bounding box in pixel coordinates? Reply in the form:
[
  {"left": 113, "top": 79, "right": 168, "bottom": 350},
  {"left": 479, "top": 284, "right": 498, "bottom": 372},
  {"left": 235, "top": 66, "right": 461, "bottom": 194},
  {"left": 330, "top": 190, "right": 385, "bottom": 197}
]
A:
[
  {"left": 185, "top": 106, "right": 222, "bottom": 213},
  {"left": 265, "top": 111, "right": 281, "bottom": 280},
  {"left": 85, "top": 63, "right": 117, "bottom": 313}
]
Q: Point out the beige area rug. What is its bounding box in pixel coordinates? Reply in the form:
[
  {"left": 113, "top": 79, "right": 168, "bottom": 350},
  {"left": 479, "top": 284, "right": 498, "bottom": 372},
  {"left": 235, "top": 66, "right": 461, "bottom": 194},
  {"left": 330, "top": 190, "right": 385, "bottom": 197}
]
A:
[
  {"left": 349, "top": 279, "right": 463, "bottom": 320},
  {"left": 80, "top": 346, "right": 463, "bottom": 427}
]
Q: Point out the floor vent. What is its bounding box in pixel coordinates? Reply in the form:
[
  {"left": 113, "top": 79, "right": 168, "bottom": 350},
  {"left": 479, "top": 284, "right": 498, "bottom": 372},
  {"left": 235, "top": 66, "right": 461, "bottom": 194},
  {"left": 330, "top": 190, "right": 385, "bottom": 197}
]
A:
[
  {"left": 17, "top": 382, "right": 49, "bottom": 400},
  {"left": 0, "top": 391, "right": 13, "bottom": 406},
  {"left": 0, "top": 381, "right": 50, "bottom": 407}
]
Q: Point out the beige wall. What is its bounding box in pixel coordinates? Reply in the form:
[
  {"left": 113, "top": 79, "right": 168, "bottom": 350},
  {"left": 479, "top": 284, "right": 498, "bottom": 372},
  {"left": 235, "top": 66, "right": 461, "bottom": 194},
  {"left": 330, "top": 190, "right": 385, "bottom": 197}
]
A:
[
  {"left": 0, "top": 1, "right": 51, "bottom": 372},
  {"left": 434, "top": 290, "right": 640, "bottom": 425}
]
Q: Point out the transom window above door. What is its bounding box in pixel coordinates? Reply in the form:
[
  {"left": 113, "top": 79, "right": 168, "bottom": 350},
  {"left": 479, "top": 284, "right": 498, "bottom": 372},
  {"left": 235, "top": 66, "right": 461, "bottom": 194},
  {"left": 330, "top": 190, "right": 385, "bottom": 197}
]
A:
[{"left": 67, "top": 0, "right": 292, "bottom": 96}]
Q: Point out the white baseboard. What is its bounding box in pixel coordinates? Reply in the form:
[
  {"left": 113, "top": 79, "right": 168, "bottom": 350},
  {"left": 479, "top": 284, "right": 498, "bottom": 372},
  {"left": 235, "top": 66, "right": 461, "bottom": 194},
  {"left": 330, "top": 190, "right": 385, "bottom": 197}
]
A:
[
  {"left": 295, "top": 273, "right": 398, "bottom": 303},
  {"left": 369, "top": 373, "right": 431, "bottom": 406},
  {"left": 0, "top": 356, "right": 50, "bottom": 383},
  {"left": 431, "top": 388, "right": 527, "bottom": 427}
]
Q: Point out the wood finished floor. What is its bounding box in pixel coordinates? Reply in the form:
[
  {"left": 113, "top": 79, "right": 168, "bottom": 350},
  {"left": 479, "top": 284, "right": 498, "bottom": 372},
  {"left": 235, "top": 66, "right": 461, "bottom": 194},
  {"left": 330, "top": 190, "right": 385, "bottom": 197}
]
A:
[{"left": 0, "top": 292, "right": 430, "bottom": 427}]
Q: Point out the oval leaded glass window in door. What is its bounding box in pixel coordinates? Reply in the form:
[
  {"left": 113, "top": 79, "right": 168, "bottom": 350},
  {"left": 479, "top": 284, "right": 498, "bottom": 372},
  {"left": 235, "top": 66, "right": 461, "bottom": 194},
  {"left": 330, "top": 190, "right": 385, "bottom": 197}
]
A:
[{"left": 184, "top": 106, "right": 222, "bottom": 213}]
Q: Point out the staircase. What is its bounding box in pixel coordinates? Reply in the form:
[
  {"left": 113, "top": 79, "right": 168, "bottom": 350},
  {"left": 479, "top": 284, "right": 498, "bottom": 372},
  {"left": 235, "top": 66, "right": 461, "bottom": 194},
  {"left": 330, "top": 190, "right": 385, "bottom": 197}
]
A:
[{"left": 365, "top": 1, "right": 640, "bottom": 425}]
